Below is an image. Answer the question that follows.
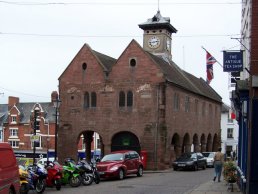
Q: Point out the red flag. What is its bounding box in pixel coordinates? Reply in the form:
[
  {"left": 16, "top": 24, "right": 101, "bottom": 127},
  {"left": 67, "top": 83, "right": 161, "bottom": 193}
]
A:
[{"left": 206, "top": 51, "right": 216, "bottom": 84}]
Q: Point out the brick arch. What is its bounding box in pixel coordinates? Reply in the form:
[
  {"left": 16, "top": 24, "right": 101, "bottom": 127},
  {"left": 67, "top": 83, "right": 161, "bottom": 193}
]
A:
[
  {"left": 212, "top": 133, "right": 219, "bottom": 152},
  {"left": 111, "top": 131, "right": 141, "bottom": 154},
  {"left": 182, "top": 133, "right": 191, "bottom": 153},
  {"left": 200, "top": 134, "right": 206, "bottom": 152},
  {"left": 171, "top": 133, "right": 181, "bottom": 160},
  {"left": 206, "top": 133, "right": 213, "bottom": 152},
  {"left": 192, "top": 133, "right": 199, "bottom": 152}
]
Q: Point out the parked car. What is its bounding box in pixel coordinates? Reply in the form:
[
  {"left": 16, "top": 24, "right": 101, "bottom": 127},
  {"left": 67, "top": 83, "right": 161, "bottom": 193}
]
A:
[
  {"left": 96, "top": 150, "right": 143, "bottom": 180},
  {"left": 0, "top": 143, "right": 20, "bottom": 194},
  {"left": 172, "top": 152, "right": 207, "bottom": 171},
  {"left": 202, "top": 152, "right": 215, "bottom": 167}
]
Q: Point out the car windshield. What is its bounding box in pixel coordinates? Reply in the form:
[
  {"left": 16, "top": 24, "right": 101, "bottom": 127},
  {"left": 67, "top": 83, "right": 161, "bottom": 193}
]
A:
[
  {"left": 179, "top": 153, "right": 196, "bottom": 159},
  {"left": 101, "top": 153, "right": 124, "bottom": 162}
]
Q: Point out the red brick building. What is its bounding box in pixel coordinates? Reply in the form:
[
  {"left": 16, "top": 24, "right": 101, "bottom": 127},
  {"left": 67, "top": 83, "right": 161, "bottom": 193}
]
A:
[
  {"left": 58, "top": 11, "right": 222, "bottom": 169},
  {"left": 0, "top": 95, "right": 57, "bottom": 163}
]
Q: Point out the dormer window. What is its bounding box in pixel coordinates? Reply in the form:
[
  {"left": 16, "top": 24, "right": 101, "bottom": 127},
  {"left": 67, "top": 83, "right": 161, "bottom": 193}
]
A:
[{"left": 11, "top": 116, "right": 17, "bottom": 124}]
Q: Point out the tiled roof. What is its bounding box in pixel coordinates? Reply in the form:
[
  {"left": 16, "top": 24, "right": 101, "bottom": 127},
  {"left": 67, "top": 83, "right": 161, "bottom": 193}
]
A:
[
  {"left": 0, "top": 102, "right": 56, "bottom": 124},
  {"left": 147, "top": 52, "right": 222, "bottom": 103},
  {"left": 92, "top": 50, "right": 116, "bottom": 72}
]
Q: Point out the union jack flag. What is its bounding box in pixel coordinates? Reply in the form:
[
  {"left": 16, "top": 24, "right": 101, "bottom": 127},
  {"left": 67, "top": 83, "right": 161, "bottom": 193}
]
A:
[{"left": 206, "top": 51, "right": 216, "bottom": 84}]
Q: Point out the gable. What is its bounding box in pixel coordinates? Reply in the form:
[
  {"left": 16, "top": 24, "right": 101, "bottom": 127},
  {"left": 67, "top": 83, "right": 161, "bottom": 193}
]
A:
[
  {"left": 59, "top": 44, "right": 116, "bottom": 84},
  {"left": 109, "top": 39, "right": 165, "bottom": 84}
]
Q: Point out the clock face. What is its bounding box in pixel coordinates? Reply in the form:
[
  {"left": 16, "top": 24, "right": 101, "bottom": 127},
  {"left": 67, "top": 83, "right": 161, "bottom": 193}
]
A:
[{"left": 148, "top": 36, "right": 160, "bottom": 48}]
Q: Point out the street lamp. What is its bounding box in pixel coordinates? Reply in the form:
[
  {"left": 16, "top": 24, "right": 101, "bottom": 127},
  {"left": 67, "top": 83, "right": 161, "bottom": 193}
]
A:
[
  {"left": 53, "top": 96, "right": 61, "bottom": 161},
  {"left": 33, "top": 106, "right": 40, "bottom": 164}
]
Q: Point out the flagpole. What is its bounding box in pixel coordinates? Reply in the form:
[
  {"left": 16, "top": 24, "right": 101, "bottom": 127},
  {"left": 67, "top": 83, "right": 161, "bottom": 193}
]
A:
[
  {"left": 201, "top": 46, "right": 223, "bottom": 68},
  {"left": 202, "top": 46, "right": 238, "bottom": 83}
]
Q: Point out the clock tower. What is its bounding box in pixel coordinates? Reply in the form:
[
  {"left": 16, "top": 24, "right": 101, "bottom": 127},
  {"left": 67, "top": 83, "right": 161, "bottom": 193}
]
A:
[{"left": 139, "top": 11, "right": 177, "bottom": 60}]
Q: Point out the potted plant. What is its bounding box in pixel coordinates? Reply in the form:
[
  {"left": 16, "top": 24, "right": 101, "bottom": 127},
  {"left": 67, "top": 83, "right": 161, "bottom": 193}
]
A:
[{"left": 223, "top": 161, "right": 238, "bottom": 183}]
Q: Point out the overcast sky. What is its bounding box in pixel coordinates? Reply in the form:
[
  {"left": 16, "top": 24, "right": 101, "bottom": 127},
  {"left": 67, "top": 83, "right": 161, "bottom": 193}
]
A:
[{"left": 0, "top": 0, "right": 241, "bottom": 105}]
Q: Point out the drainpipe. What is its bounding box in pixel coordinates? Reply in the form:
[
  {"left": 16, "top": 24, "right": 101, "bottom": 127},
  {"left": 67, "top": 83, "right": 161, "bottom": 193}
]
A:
[{"left": 155, "top": 84, "right": 161, "bottom": 170}]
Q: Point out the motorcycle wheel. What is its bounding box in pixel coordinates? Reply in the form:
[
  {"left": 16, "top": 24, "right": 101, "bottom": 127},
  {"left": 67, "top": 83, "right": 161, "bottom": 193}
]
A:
[
  {"left": 69, "top": 176, "right": 81, "bottom": 187},
  {"left": 82, "top": 173, "right": 93, "bottom": 186},
  {"left": 55, "top": 178, "right": 62, "bottom": 190},
  {"left": 35, "top": 179, "right": 46, "bottom": 193},
  {"left": 20, "top": 183, "right": 30, "bottom": 194},
  {"left": 94, "top": 171, "right": 100, "bottom": 184}
]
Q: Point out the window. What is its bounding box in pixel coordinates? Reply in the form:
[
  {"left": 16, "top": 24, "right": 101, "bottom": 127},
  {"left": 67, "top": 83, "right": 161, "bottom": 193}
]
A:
[
  {"left": 119, "top": 91, "right": 134, "bottom": 109},
  {"left": 10, "top": 128, "right": 18, "bottom": 137},
  {"left": 202, "top": 102, "right": 206, "bottom": 116},
  {"left": 195, "top": 99, "right": 198, "bottom": 114},
  {"left": 84, "top": 91, "right": 97, "bottom": 109},
  {"left": 91, "top": 92, "right": 97, "bottom": 107},
  {"left": 185, "top": 96, "right": 190, "bottom": 112},
  {"left": 173, "top": 93, "right": 180, "bottom": 111},
  {"left": 227, "top": 128, "right": 234, "bottom": 138},
  {"left": 84, "top": 92, "right": 90, "bottom": 109},
  {"left": 129, "top": 58, "right": 136, "bottom": 67},
  {"left": 11, "top": 116, "right": 17, "bottom": 123},
  {"left": 127, "top": 91, "right": 133, "bottom": 107},
  {"left": 119, "top": 91, "right": 126, "bottom": 107},
  {"left": 9, "top": 140, "right": 19, "bottom": 148}
]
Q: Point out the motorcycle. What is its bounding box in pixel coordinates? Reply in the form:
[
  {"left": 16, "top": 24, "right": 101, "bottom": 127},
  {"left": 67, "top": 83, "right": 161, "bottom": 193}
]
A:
[
  {"left": 27, "top": 164, "right": 48, "bottom": 193},
  {"left": 90, "top": 161, "right": 100, "bottom": 184},
  {"left": 61, "top": 158, "right": 81, "bottom": 187},
  {"left": 77, "top": 160, "right": 94, "bottom": 186},
  {"left": 19, "top": 165, "right": 30, "bottom": 194},
  {"left": 45, "top": 161, "right": 62, "bottom": 190}
]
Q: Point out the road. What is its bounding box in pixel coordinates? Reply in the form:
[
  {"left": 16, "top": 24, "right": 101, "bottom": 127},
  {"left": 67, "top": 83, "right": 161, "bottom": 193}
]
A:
[{"left": 36, "top": 168, "right": 214, "bottom": 194}]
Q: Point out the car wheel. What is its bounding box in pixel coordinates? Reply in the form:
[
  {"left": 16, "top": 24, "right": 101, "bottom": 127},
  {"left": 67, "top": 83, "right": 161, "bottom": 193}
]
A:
[
  {"left": 118, "top": 169, "right": 125, "bottom": 180},
  {"left": 137, "top": 166, "right": 143, "bottom": 177}
]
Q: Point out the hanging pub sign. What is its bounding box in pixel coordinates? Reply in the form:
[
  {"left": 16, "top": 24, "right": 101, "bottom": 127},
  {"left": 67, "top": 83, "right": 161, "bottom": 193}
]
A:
[{"left": 223, "top": 50, "right": 243, "bottom": 72}]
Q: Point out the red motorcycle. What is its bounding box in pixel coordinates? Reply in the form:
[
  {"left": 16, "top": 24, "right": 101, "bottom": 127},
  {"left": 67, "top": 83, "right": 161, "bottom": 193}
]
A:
[{"left": 45, "top": 161, "right": 63, "bottom": 190}]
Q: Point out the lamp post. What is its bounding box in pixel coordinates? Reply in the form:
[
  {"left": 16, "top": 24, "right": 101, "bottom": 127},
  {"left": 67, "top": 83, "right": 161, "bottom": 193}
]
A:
[
  {"left": 33, "top": 106, "right": 40, "bottom": 164},
  {"left": 53, "top": 96, "right": 61, "bottom": 161}
]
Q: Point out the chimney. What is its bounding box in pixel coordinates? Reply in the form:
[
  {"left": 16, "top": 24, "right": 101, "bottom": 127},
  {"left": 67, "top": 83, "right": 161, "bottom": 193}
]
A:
[{"left": 8, "top": 96, "right": 19, "bottom": 109}]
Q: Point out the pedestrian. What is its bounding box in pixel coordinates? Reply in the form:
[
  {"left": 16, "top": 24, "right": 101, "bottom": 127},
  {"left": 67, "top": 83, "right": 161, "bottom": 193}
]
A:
[{"left": 213, "top": 147, "right": 224, "bottom": 182}]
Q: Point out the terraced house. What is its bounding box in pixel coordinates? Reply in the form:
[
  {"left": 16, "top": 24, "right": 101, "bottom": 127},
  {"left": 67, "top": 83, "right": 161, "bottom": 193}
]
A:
[{"left": 57, "top": 11, "right": 222, "bottom": 170}]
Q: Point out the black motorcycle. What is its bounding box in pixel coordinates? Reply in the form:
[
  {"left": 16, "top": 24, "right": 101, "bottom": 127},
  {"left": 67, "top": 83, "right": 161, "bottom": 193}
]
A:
[
  {"left": 90, "top": 161, "right": 100, "bottom": 184},
  {"left": 76, "top": 160, "right": 94, "bottom": 186}
]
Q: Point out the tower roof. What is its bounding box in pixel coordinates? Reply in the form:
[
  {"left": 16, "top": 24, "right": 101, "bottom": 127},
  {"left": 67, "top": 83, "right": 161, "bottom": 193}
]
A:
[{"left": 138, "top": 11, "right": 177, "bottom": 33}]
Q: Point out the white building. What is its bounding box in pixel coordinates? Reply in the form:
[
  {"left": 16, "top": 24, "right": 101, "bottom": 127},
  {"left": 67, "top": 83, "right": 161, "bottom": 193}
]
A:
[{"left": 221, "top": 103, "right": 239, "bottom": 159}]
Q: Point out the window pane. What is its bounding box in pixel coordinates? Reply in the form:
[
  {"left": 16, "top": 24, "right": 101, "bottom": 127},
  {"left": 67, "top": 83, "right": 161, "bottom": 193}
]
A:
[
  {"left": 91, "top": 92, "right": 97, "bottom": 107},
  {"left": 127, "top": 91, "right": 133, "bottom": 107},
  {"left": 119, "top": 91, "right": 125, "bottom": 107},
  {"left": 84, "top": 92, "right": 90, "bottom": 108}
]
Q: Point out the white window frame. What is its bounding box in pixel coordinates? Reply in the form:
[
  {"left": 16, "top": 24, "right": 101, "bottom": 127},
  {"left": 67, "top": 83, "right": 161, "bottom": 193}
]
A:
[
  {"left": 9, "top": 128, "right": 18, "bottom": 138},
  {"left": 9, "top": 140, "right": 19, "bottom": 148}
]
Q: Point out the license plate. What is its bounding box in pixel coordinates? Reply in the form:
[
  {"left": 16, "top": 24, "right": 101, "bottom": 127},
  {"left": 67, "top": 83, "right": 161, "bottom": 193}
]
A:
[{"left": 178, "top": 164, "right": 185, "bottom": 167}]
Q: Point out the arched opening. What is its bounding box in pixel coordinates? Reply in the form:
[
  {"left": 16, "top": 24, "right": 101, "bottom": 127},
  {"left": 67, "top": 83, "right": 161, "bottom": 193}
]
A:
[
  {"left": 171, "top": 133, "right": 181, "bottom": 161},
  {"left": 111, "top": 131, "right": 141, "bottom": 154},
  {"left": 200, "top": 134, "right": 206, "bottom": 152},
  {"left": 182, "top": 133, "right": 191, "bottom": 153},
  {"left": 193, "top": 133, "right": 199, "bottom": 152},
  {"left": 77, "top": 130, "right": 102, "bottom": 162},
  {"left": 206, "top": 134, "right": 212, "bottom": 152}
]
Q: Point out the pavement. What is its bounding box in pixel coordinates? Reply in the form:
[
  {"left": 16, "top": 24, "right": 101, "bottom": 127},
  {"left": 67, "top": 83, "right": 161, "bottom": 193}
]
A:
[
  {"left": 185, "top": 179, "right": 242, "bottom": 194},
  {"left": 145, "top": 169, "right": 242, "bottom": 194}
]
